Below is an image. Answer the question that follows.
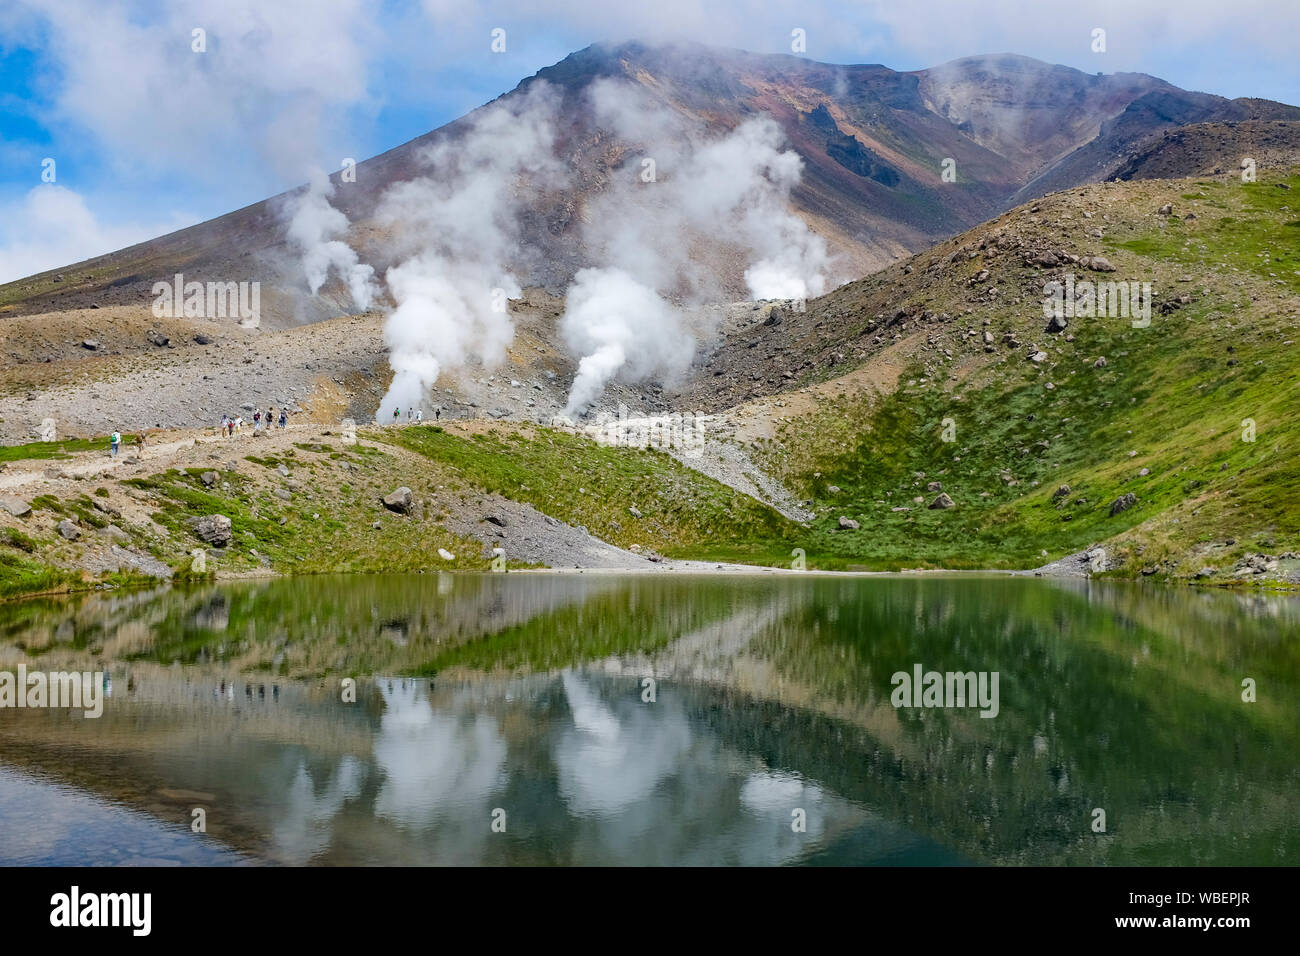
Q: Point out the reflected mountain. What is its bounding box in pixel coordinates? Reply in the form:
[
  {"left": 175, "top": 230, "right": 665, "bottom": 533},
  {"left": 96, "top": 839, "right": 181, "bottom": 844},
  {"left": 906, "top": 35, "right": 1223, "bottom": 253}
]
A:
[{"left": 1, "top": 574, "right": 1296, "bottom": 865}]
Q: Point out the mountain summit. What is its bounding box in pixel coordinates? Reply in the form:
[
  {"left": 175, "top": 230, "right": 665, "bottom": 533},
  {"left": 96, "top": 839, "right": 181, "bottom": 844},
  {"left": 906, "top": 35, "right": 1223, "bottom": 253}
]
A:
[{"left": 2, "top": 41, "right": 1296, "bottom": 326}]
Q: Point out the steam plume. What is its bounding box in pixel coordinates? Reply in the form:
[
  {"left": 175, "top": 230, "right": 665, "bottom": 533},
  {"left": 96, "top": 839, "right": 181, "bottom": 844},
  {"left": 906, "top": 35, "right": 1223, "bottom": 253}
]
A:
[
  {"left": 373, "top": 83, "right": 565, "bottom": 421},
  {"left": 285, "top": 166, "right": 379, "bottom": 309},
  {"left": 559, "top": 79, "right": 830, "bottom": 415}
]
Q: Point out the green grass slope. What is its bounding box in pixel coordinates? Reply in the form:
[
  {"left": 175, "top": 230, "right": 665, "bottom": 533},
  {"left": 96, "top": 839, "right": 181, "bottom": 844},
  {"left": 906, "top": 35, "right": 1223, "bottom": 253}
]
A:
[{"left": 756, "top": 171, "right": 1300, "bottom": 580}]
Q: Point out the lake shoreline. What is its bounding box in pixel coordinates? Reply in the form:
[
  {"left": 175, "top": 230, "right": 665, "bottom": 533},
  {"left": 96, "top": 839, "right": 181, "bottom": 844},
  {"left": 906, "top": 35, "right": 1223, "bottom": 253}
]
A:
[{"left": 5, "top": 560, "right": 1297, "bottom": 608}]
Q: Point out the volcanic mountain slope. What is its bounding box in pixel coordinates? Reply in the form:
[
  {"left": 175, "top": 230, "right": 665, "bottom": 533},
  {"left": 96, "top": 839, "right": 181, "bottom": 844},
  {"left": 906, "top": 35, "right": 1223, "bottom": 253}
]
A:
[
  {"left": 3, "top": 165, "right": 1298, "bottom": 596},
  {"left": 1013, "top": 93, "right": 1300, "bottom": 203},
  {"left": 4, "top": 43, "right": 1297, "bottom": 328},
  {"left": 690, "top": 164, "right": 1300, "bottom": 581},
  {"left": 1111, "top": 119, "right": 1300, "bottom": 182}
]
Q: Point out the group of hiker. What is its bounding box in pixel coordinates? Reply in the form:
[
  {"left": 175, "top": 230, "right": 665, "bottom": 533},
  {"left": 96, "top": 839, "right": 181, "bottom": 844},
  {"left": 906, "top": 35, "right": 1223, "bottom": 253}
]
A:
[
  {"left": 390, "top": 406, "right": 437, "bottom": 424},
  {"left": 221, "top": 407, "right": 288, "bottom": 438},
  {"left": 104, "top": 402, "right": 436, "bottom": 460},
  {"left": 108, "top": 430, "right": 147, "bottom": 459}
]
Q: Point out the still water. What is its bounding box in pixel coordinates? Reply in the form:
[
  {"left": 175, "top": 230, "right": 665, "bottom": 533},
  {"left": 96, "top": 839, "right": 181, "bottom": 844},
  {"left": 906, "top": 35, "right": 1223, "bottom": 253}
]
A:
[{"left": 0, "top": 573, "right": 1295, "bottom": 865}]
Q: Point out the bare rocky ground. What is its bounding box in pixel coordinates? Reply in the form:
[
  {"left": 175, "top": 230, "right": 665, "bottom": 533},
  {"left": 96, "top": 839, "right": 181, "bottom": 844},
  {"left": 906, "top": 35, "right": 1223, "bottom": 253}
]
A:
[{"left": 0, "top": 295, "right": 734, "bottom": 441}]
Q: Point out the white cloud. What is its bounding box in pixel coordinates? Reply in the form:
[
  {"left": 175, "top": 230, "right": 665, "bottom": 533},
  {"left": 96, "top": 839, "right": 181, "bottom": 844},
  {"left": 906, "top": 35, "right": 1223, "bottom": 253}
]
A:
[
  {"left": 0, "top": 185, "right": 192, "bottom": 284},
  {"left": 25, "top": 0, "right": 380, "bottom": 184}
]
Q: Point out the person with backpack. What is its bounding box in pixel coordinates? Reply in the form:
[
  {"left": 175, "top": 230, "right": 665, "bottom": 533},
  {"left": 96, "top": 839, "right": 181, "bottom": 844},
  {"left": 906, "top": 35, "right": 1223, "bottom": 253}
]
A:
[
  {"left": 109, "top": 431, "right": 121, "bottom": 457},
  {"left": 136, "top": 431, "right": 147, "bottom": 460},
  {"left": 278, "top": 409, "right": 287, "bottom": 429}
]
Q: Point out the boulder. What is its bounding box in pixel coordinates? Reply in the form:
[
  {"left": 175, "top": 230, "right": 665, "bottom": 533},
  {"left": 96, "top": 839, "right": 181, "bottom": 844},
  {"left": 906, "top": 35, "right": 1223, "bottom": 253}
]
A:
[
  {"left": 1093, "top": 356, "right": 1108, "bottom": 368},
  {"left": 1157, "top": 203, "right": 1173, "bottom": 216},
  {"left": 81, "top": 339, "right": 100, "bottom": 350},
  {"left": 485, "top": 514, "right": 508, "bottom": 528},
  {"left": 1, "top": 497, "right": 32, "bottom": 517},
  {"left": 929, "top": 492, "right": 955, "bottom": 509},
  {"left": 437, "top": 548, "right": 455, "bottom": 561},
  {"left": 1084, "top": 256, "right": 1117, "bottom": 272},
  {"left": 92, "top": 497, "right": 122, "bottom": 518},
  {"left": 1045, "top": 315, "right": 1068, "bottom": 334},
  {"left": 1108, "top": 493, "right": 1138, "bottom": 516},
  {"left": 927, "top": 481, "right": 942, "bottom": 492},
  {"left": 57, "top": 518, "right": 81, "bottom": 540},
  {"left": 273, "top": 488, "right": 292, "bottom": 501},
  {"left": 194, "top": 514, "right": 232, "bottom": 546},
  {"left": 838, "top": 516, "right": 860, "bottom": 530},
  {"left": 383, "top": 487, "right": 413, "bottom": 514},
  {"left": 146, "top": 329, "right": 169, "bottom": 347},
  {"left": 193, "top": 333, "right": 214, "bottom": 345},
  {"left": 628, "top": 506, "right": 643, "bottom": 518},
  {"left": 200, "top": 471, "right": 219, "bottom": 487},
  {"left": 1051, "top": 484, "right": 1071, "bottom": 501}
]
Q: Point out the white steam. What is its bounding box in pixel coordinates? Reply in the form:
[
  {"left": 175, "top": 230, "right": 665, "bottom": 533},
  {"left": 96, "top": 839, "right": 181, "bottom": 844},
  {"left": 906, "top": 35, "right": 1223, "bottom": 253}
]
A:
[
  {"left": 561, "top": 268, "right": 695, "bottom": 416},
  {"left": 286, "top": 167, "right": 379, "bottom": 309},
  {"left": 373, "top": 83, "right": 565, "bottom": 421},
  {"left": 559, "top": 80, "right": 830, "bottom": 415}
]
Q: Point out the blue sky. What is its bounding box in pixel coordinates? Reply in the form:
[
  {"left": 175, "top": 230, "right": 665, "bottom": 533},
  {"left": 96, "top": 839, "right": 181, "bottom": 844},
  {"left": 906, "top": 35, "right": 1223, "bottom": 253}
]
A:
[{"left": 1, "top": 0, "right": 1297, "bottom": 282}]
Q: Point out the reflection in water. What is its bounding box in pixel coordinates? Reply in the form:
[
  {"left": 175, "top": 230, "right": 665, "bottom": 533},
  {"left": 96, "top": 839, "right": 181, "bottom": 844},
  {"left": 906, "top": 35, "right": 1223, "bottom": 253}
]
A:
[
  {"left": 372, "top": 681, "right": 506, "bottom": 828},
  {"left": 1, "top": 573, "right": 1297, "bottom": 865},
  {"left": 556, "top": 671, "right": 692, "bottom": 817}
]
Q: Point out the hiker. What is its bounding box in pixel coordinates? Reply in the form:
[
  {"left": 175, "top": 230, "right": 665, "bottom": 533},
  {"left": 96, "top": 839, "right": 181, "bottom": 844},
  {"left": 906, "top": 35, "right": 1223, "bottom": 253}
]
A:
[
  {"left": 393, "top": 407, "right": 400, "bottom": 425},
  {"left": 136, "top": 431, "right": 147, "bottom": 460},
  {"left": 109, "top": 430, "right": 121, "bottom": 457},
  {"left": 407, "top": 406, "right": 414, "bottom": 421},
  {"left": 415, "top": 408, "right": 423, "bottom": 422},
  {"left": 234, "top": 416, "right": 243, "bottom": 435},
  {"left": 278, "top": 409, "right": 287, "bottom": 429},
  {"left": 434, "top": 407, "right": 441, "bottom": 421}
]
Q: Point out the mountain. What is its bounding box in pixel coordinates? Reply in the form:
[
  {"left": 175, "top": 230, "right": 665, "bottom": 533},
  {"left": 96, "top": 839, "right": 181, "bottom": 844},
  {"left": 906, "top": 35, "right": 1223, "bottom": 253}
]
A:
[
  {"left": 3, "top": 42, "right": 1297, "bottom": 327},
  {"left": 4, "top": 164, "right": 1299, "bottom": 594}
]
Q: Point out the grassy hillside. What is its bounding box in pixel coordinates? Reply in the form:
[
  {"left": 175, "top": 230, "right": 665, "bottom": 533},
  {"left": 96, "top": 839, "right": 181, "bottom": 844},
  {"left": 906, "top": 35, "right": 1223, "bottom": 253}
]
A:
[
  {"left": 756, "top": 171, "right": 1300, "bottom": 580},
  {"left": 379, "top": 423, "right": 798, "bottom": 563}
]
